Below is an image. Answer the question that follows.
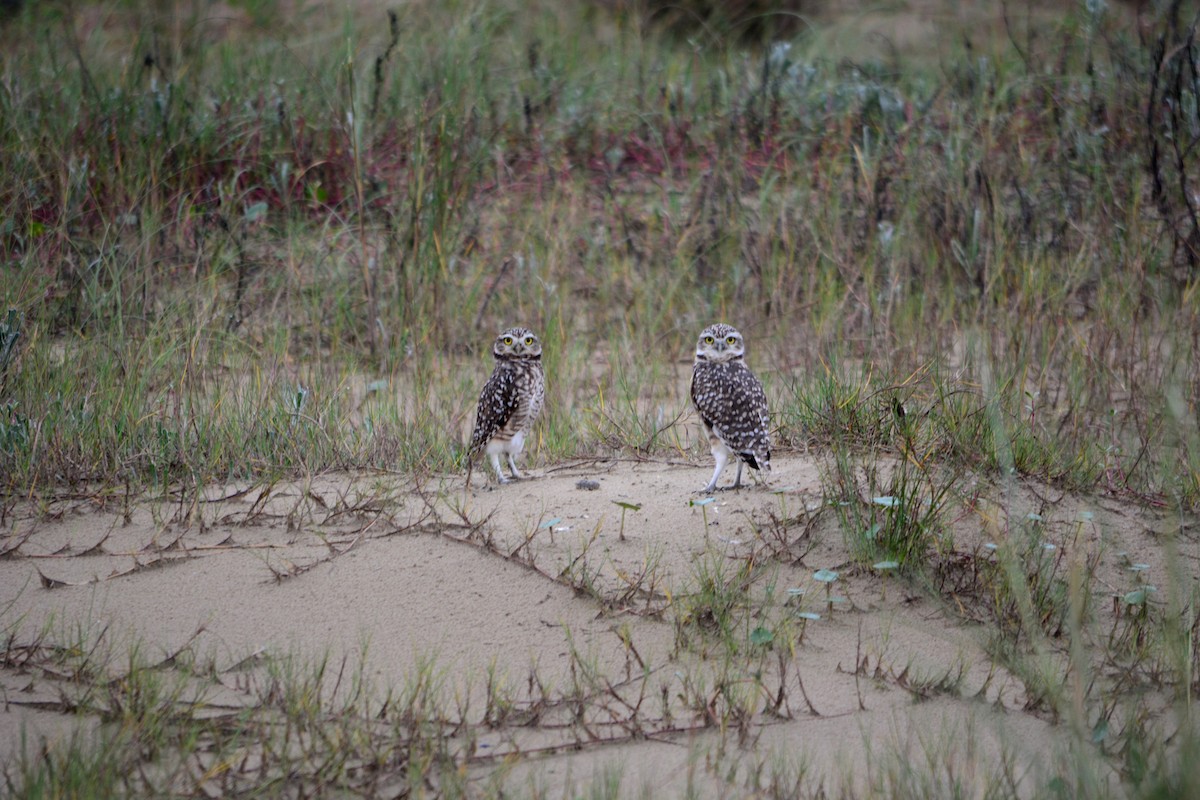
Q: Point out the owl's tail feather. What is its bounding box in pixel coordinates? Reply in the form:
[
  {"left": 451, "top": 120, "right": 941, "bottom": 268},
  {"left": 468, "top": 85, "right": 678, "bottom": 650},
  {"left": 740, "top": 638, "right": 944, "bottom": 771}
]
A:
[{"left": 738, "top": 450, "right": 770, "bottom": 472}]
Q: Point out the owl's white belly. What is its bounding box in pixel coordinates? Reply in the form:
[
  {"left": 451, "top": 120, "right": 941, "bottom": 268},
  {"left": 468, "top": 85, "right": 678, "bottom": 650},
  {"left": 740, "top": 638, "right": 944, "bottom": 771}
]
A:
[{"left": 486, "top": 430, "right": 525, "bottom": 457}]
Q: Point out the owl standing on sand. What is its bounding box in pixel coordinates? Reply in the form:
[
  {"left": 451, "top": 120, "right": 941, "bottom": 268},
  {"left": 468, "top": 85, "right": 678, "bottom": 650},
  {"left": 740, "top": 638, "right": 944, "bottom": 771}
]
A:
[
  {"left": 468, "top": 327, "right": 546, "bottom": 484},
  {"left": 690, "top": 323, "right": 772, "bottom": 493}
]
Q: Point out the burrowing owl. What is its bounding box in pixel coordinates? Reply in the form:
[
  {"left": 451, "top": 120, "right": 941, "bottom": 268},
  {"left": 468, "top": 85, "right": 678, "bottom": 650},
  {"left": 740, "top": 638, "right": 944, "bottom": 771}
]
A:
[
  {"left": 690, "top": 323, "right": 771, "bottom": 493},
  {"left": 468, "top": 327, "right": 546, "bottom": 484}
]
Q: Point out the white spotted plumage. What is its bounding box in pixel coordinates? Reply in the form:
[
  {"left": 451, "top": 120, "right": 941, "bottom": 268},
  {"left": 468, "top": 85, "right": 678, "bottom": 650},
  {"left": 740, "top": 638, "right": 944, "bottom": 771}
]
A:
[
  {"left": 468, "top": 327, "right": 545, "bottom": 484},
  {"left": 690, "top": 323, "right": 771, "bottom": 493}
]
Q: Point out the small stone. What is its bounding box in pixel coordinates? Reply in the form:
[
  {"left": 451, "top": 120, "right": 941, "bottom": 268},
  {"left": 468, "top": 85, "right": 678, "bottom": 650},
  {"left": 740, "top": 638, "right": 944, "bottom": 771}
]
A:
[{"left": 576, "top": 479, "right": 600, "bottom": 491}]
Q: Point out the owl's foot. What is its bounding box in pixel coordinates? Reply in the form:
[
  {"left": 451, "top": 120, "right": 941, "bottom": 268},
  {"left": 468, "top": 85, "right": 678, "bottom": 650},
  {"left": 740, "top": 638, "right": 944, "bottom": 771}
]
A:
[
  {"left": 488, "top": 454, "right": 512, "bottom": 485},
  {"left": 729, "top": 462, "right": 745, "bottom": 490}
]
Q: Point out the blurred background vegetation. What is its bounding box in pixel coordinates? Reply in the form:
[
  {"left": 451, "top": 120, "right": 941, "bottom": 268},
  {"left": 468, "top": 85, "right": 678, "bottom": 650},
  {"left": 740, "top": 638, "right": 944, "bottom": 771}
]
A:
[{"left": 0, "top": 0, "right": 1197, "bottom": 507}]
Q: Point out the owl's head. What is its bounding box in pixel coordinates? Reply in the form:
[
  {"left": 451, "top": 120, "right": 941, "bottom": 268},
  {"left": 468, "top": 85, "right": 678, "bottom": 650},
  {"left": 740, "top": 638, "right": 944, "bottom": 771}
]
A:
[
  {"left": 493, "top": 327, "right": 542, "bottom": 360},
  {"left": 695, "top": 323, "right": 745, "bottom": 363}
]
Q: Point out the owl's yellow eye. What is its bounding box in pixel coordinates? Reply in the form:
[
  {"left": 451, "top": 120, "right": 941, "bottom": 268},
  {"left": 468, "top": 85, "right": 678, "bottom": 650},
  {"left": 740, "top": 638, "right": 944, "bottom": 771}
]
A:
[
  {"left": 726, "top": 336, "right": 737, "bottom": 344},
  {"left": 703, "top": 336, "right": 714, "bottom": 344},
  {"left": 503, "top": 337, "right": 513, "bottom": 345},
  {"left": 524, "top": 337, "right": 534, "bottom": 345}
]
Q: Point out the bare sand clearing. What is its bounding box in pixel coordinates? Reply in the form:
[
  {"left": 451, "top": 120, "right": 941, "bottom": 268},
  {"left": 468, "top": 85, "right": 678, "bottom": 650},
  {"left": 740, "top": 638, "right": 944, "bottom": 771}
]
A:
[{"left": 0, "top": 454, "right": 1180, "bottom": 795}]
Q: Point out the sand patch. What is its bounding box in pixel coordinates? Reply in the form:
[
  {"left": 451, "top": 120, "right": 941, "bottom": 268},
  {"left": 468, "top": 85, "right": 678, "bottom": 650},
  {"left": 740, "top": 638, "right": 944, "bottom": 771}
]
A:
[{"left": 0, "top": 455, "right": 1186, "bottom": 795}]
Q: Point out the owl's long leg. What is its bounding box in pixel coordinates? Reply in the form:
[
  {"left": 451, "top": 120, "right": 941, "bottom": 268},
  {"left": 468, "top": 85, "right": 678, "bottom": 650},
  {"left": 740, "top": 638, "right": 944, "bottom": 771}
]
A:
[
  {"left": 731, "top": 461, "right": 745, "bottom": 490},
  {"left": 489, "top": 453, "right": 510, "bottom": 484},
  {"left": 506, "top": 453, "right": 523, "bottom": 480},
  {"left": 700, "top": 444, "right": 728, "bottom": 494}
]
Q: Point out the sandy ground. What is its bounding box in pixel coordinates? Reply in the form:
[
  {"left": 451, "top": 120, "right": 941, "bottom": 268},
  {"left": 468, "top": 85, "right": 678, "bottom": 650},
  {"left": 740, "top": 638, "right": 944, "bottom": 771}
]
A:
[{"left": 0, "top": 453, "right": 1184, "bottom": 796}]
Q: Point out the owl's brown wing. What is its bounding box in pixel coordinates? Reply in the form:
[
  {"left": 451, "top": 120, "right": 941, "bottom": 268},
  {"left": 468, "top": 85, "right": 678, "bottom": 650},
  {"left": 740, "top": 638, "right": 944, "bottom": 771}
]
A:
[
  {"left": 469, "top": 364, "right": 521, "bottom": 455},
  {"left": 691, "top": 361, "right": 771, "bottom": 465},
  {"left": 690, "top": 361, "right": 721, "bottom": 433}
]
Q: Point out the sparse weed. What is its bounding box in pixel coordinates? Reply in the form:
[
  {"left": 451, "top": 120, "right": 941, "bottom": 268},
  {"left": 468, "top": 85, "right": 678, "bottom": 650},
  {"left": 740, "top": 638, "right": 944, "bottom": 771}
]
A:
[
  {"left": 673, "top": 552, "right": 759, "bottom": 658},
  {"left": 820, "top": 438, "right": 953, "bottom": 569}
]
